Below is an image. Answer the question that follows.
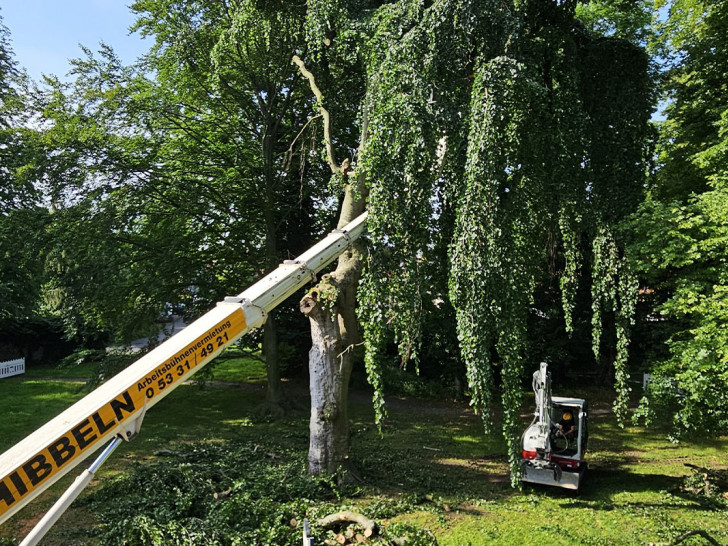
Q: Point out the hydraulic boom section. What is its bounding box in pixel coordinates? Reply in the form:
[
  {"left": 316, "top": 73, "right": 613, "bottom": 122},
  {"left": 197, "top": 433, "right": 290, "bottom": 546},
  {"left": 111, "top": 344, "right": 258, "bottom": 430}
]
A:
[{"left": 531, "top": 362, "right": 552, "bottom": 452}]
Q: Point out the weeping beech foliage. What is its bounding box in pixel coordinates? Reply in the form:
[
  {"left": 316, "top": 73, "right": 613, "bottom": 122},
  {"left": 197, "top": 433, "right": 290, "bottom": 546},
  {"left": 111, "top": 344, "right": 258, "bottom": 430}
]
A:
[{"left": 305, "top": 0, "right": 651, "bottom": 483}]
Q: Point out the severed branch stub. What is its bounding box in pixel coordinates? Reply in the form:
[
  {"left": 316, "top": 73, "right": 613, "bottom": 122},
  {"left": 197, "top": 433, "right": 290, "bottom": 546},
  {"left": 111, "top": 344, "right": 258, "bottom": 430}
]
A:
[
  {"left": 317, "top": 510, "right": 378, "bottom": 538},
  {"left": 292, "top": 54, "right": 354, "bottom": 177}
]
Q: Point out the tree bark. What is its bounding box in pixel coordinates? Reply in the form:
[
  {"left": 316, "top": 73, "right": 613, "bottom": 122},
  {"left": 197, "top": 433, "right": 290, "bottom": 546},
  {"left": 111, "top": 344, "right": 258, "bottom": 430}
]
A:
[
  {"left": 259, "top": 116, "right": 287, "bottom": 415},
  {"left": 301, "top": 277, "right": 351, "bottom": 474},
  {"left": 302, "top": 176, "right": 366, "bottom": 476},
  {"left": 259, "top": 209, "right": 287, "bottom": 415},
  {"left": 262, "top": 311, "right": 286, "bottom": 416}
]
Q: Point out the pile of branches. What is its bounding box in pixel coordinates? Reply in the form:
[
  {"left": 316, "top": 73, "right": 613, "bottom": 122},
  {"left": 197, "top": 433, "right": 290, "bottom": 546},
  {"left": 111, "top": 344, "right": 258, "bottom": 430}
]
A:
[
  {"left": 678, "top": 463, "right": 728, "bottom": 501},
  {"left": 87, "top": 440, "right": 436, "bottom": 546}
]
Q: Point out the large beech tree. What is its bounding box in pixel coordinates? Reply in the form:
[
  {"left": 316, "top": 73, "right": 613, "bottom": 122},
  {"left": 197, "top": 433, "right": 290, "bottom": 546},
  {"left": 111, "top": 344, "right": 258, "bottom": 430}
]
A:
[
  {"left": 298, "top": 0, "right": 652, "bottom": 482},
  {"left": 130, "top": 0, "right": 324, "bottom": 412},
  {"left": 0, "top": 18, "right": 50, "bottom": 348}
]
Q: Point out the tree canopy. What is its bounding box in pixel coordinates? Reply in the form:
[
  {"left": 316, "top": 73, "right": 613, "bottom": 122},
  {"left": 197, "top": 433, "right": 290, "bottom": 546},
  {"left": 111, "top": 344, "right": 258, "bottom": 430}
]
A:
[
  {"left": 290, "top": 0, "right": 654, "bottom": 482},
  {"left": 0, "top": 17, "right": 52, "bottom": 346}
]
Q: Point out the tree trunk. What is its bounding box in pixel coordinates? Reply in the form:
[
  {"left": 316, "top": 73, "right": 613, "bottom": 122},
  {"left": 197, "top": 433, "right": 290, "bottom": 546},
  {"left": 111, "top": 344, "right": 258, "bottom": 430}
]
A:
[
  {"left": 293, "top": 55, "right": 368, "bottom": 475},
  {"left": 302, "top": 177, "right": 366, "bottom": 476},
  {"left": 262, "top": 311, "right": 286, "bottom": 416},
  {"left": 301, "top": 278, "right": 352, "bottom": 474},
  {"left": 260, "top": 185, "right": 287, "bottom": 416}
]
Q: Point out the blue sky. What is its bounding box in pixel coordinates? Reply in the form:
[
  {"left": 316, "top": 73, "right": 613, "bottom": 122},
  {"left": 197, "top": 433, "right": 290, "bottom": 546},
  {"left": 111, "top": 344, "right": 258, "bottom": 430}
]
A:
[{"left": 1, "top": 1, "right": 149, "bottom": 81}]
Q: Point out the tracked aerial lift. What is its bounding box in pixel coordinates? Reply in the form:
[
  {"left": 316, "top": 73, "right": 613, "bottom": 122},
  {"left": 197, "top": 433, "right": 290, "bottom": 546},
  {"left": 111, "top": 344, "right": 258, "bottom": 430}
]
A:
[
  {"left": 521, "top": 362, "right": 589, "bottom": 490},
  {"left": 0, "top": 213, "right": 367, "bottom": 545}
]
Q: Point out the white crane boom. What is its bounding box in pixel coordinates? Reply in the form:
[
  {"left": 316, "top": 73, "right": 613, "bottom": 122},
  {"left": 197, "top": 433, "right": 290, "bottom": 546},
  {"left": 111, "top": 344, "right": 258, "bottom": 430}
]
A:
[{"left": 0, "top": 213, "right": 367, "bottom": 527}]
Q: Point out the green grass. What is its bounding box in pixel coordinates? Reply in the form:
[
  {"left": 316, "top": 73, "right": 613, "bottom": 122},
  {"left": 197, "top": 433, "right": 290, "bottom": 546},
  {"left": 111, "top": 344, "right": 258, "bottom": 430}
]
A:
[
  {"left": 22, "top": 349, "right": 268, "bottom": 384},
  {"left": 205, "top": 354, "right": 268, "bottom": 383},
  {"left": 22, "top": 362, "right": 97, "bottom": 380},
  {"left": 0, "top": 379, "right": 88, "bottom": 451},
  {"left": 1, "top": 375, "right": 726, "bottom": 545}
]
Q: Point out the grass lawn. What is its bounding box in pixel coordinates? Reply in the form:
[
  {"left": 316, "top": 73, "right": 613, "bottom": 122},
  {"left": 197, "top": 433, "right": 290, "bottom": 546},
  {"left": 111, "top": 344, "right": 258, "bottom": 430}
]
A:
[
  {"left": 0, "top": 371, "right": 726, "bottom": 545},
  {"left": 205, "top": 354, "right": 268, "bottom": 383}
]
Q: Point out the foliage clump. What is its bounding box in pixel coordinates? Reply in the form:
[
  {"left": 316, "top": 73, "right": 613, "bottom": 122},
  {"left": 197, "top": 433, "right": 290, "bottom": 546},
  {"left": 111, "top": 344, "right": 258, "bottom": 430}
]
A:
[
  {"left": 630, "top": 0, "right": 728, "bottom": 439},
  {"left": 675, "top": 465, "right": 728, "bottom": 508},
  {"left": 89, "top": 441, "right": 341, "bottom": 545}
]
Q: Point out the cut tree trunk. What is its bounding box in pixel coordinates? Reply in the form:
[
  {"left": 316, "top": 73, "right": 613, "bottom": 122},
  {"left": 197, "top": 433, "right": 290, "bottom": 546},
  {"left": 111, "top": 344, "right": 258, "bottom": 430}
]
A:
[
  {"left": 294, "top": 54, "right": 368, "bottom": 476},
  {"left": 301, "top": 277, "right": 353, "bottom": 475},
  {"left": 302, "top": 179, "right": 366, "bottom": 476}
]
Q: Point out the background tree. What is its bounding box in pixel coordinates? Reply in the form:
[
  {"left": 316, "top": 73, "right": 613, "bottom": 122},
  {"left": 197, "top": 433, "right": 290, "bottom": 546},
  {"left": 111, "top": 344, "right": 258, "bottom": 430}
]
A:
[
  {"left": 632, "top": 0, "right": 728, "bottom": 439},
  {"left": 130, "top": 0, "right": 335, "bottom": 412},
  {"left": 31, "top": 1, "right": 334, "bottom": 411},
  {"left": 0, "top": 16, "right": 59, "bottom": 361},
  {"left": 575, "top": 0, "right": 652, "bottom": 43}
]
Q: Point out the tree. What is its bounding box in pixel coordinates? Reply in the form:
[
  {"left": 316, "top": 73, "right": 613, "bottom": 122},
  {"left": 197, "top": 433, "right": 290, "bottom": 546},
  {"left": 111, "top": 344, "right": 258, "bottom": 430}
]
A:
[
  {"left": 0, "top": 16, "right": 54, "bottom": 359},
  {"left": 0, "top": 18, "right": 34, "bottom": 213},
  {"left": 294, "top": 54, "right": 367, "bottom": 475},
  {"left": 32, "top": 2, "right": 332, "bottom": 410},
  {"left": 651, "top": 0, "right": 727, "bottom": 202},
  {"left": 33, "top": 48, "right": 188, "bottom": 345},
  {"left": 632, "top": 0, "right": 728, "bottom": 439},
  {"left": 128, "top": 0, "right": 334, "bottom": 412},
  {"left": 295, "top": 0, "right": 652, "bottom": 482},
  {"left": 575, "top": 0, "right": 652, "bottom": 43}
]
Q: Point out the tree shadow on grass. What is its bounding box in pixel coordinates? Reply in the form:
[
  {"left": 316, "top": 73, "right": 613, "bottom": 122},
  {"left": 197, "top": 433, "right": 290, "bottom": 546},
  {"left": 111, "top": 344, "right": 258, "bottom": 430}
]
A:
[
  {"left": 518, "top": 463, "right": 724, "bottom": 515},
  {"left": 350, "top": 414, "right": 516, "bottom": 500},
  {"left": 574, "top": 466, "right": 680, "bottom": 500},
  {"left": 354, "top": 449, "right": 517, "bottom": 504}
]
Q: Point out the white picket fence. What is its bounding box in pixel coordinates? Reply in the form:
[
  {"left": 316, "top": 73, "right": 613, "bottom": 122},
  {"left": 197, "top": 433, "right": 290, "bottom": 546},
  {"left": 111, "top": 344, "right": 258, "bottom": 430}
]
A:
[{"left": 0, "top": 357, "right": 25, "bottom": 379}]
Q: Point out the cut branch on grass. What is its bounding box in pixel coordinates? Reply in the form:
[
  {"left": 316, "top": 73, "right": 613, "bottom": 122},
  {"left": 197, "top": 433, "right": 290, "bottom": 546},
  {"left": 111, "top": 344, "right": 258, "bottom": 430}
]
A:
[
  {"left": 670, "top": 530, "right": 721, "bottom": 546},
  {"left": 317, "top": 511, "right": 378, "bottom": 538}
]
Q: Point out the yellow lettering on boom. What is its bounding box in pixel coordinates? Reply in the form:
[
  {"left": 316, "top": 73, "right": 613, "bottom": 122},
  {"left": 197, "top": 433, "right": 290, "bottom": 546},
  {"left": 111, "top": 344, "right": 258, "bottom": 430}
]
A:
[{"left": 0, "top": 307, "right": 246, "bottom": 521}]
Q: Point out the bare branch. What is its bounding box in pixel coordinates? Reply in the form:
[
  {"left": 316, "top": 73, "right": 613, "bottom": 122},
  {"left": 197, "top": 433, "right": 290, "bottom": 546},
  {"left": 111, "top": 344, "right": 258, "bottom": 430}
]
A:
[
  {"left": 292, "top": 55, "right": 345, "bottom": 175},
  {"left": 285, "top": 113, "right": 322, "bottom": 166}
]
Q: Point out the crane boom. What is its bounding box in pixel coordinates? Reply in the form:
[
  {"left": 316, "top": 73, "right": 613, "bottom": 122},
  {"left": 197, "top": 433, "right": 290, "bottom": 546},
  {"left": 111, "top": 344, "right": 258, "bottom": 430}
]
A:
[{"left": 0, "top": 213, "right": 367, "bottom": 527}]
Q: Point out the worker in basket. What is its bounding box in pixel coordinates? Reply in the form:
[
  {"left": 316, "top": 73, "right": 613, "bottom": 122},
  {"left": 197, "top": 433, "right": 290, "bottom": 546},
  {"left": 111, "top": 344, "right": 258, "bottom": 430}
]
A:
[{"left": 558, "top": 410, "right": 577, "bottom": 440}]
